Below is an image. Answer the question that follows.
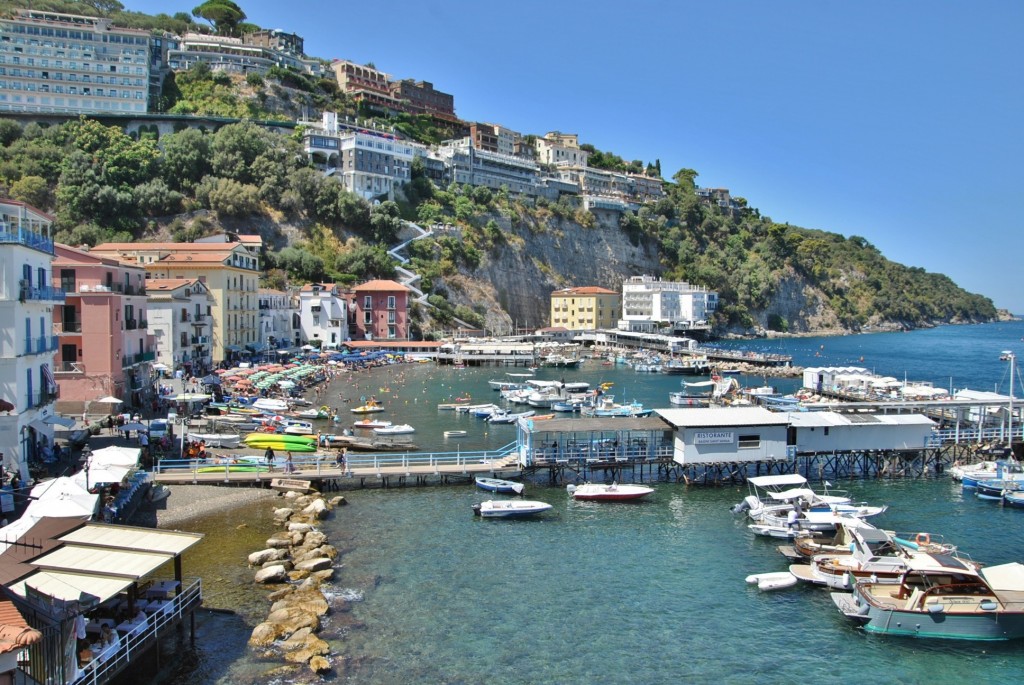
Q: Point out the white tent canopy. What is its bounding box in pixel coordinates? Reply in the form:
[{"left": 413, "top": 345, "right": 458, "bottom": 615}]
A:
[{"left": 87, "top": 446, "right": 140, "bottom": 467}]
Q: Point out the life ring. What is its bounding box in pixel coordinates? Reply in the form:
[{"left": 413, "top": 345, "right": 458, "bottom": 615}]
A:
[{"left": 915, "top": 532, "right": 931, "bottom": 546}]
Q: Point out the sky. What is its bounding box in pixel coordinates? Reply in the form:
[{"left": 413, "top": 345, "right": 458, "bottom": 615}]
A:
[{"left": 129, "top": 0, "right": 1024, "bottom": 313}]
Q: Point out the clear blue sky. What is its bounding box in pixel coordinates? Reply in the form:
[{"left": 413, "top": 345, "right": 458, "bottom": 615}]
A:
[{"left": 131, "top": 0, "right": 1024, "bottom": 313}]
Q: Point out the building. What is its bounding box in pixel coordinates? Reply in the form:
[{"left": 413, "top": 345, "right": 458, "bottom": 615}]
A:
[
  {"left": 556, "top": 165, "right": 665, "bottom": 211},
  {"left": 435, "top": 138, "right": 541, "bottom": 195},
  {"left": 304, "top": 112, "right": 427, "bottom": 200},
  {"left": 165, "top": 30, "right": 322, "bottom": 77},
  {"left": 258, "top": 288, "right": 297, "bottom": 356},
  {"left": 388, "top": 79, "right": 456, "bottom": 121},
  {"left": 89, "top": 236, "right": 262, "bottom": 365},
  {"left": 657, "top": 407, "right": 791, "bottom": 465},
  {"left": 52, "top": 243, "right": 155, "bottom": 414},
  {"left": 549, "top": 287, "right": 620, "bottom": 331},
  {"left": 788, "top": 413, "right": 936, "bottom": 454},
  {"left": 297, "top": 283, "right": 348, "bottom": 349},
  {"left": 347, "top": 280, "right": 411, "bottom": 341},
  {"left": 145, "top": 278, "right": 214, "bottom": 377},
  {"left": 534, "top": 132, "right": 590, "bottom": 167},
  {"left": 330, "top": 59, "right": 404, "bottom": 112},
  {"left": 0, "top": 200, "right": 62, "bottom": 481},
  {"left": 618, "top": 275, "right": 718, "bottom": 333},
  {"left": 0, "top": 9, "right": 150, "bottom": 114}
]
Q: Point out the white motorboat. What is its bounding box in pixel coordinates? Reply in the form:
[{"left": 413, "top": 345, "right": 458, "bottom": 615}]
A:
[
  {"left": 487, "top": 409, "right": 535, "bottom": 424},
  {"left": 186, "top": 432, "right": 241, "bottom": 448},
  {"left": 746, "top": 571, "right": 798, "bottom": 591},
  {"left": 567, "top": 482, "right": 654, "bottom": 502},
  {"left": 374, "top": 424, "right": 415, "bottom": 435},
  {"left": 252, "top": 398, "right": 290, "bottom": 413},
  {"left": 734, "top": 474, "right": 887, "bottom": 532},
  {"left": 353, "top": 418, "right": 392, "bottom": 430},
  {"left": 475, "top": 477, "right": 525, "bottom": 494},
  {"left": 472, "top": 500, "right": 552, "bottom": 518},
  {"left": 281, "top": 420, "right": 314, "bottom": 435}
]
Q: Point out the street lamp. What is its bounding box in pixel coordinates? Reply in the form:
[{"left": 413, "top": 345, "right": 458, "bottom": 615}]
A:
[{"left": 1002, "top": 351, "right": 1015, "bottom": 447}]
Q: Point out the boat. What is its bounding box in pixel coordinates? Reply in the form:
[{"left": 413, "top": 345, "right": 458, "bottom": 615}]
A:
[
  {"left": 959, "top": 459, "right": 1023, "bottom": 488},
  {"left": 351, "top": 400, "right": 386, "bottom": 414},
  {"left": 662, "top": 356, "right": 712, "bottom": 375},
  {"left": 353, "top": 418, "right": 392, "bottom": 430},
  {"left": 186, "top": 433, "right": 242, "bottom": 448},
  {"left": 252, "top": 398, "right": 290, "bottom": 413},
  {"left": 745, "top": 571, "right": 798, "bottom": 591},
  {"left": 831, "top": 559, "right": 1024, "bottom": 640},
  {"left": 444, "top": 430, "right": 467, "bottom": 438},
  {"left": 551, "top": 401, "right": 581, "bottom": 413},
  {"left": 196, "top": 464, "right": 272, "bottom": 473},
  {"left": 567, "top": 482, "right": 654, "bottom": 501},
  {"left": 581, "top": 396, "right": 652, "bottom": 418},
  {"left": 486, "top": 409, "right": 535, "bottom": 424},
  {"left": 373, "top": 424, "right": 415, "bottom": 435},
  {"left": 475, "top": 477, "right": 525, "bottom": 494},
  {"left": 1004, "top": 490, "right": 1024, "bottom": 508},
  {"left": 748, "top": 523, "right": 802, "bottom": 539},
  {"left": 281, "top": 420, "right": 314, "bottom": 435},
  {"left": 733, "top": 474, "right": 888, "bottom": 532},
  {"left": 291, "top": 407, "right": 330, "bottom": 419},
  {"left": 243, "top": 432, "right": 317, "bottom": 444},
  {"left": 976, "top": 478, "right": 1023, "bottom": 501},
  {"left": 472, "top": 500, "right": 552, "bottom": 518}
]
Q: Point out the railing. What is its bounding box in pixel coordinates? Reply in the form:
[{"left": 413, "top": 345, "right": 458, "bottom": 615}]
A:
[
  {"left": 27, "top": 389, "right": 58, "bottom": 408},
  {"left": 124, "top": 319, "right": 137, "bottom": 330},
  {"left": 58, "top": 321, "right": 82, "bottom": 333},
  {"left": 20, "top": 284, "right": 65, "bottom": 302},
  {"left": 0, "top": 228, "right": 54, "bottom": 254},
  {"left": 138, "top": 320, "right": 148, "bottom": 329},
  {"left": 68, "top": 579, "right": 202, "bottom": 685},
  {"left": 23, "top": 335, "right": 58, "bottom": 355},
  {"left": 55, "top": 361, "right": 85, "bottom": 374}
]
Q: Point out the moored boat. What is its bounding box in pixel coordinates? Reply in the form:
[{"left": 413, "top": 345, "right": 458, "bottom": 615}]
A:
[
  {"left": 746, "top": 571, "right": 798, "bottom": 591},
  {"left": 472, "top": 500, "right": 552, "bottom": 518},
  {"left": 444, "top": 430, "right": 467, "bottom": 438},
  {"left": 373, "top": 423, "right": 415, "bottom": 435},
  {"left": 186, "top": 432, "right": 242, "bottom": 448},
  {"left": 353, "top": 418, "right": 392, "bottom": 430},
  {"left": 568, "top": 482, "right": 654, "bottom": 501},
  {"left": 475, "top": 477, "right": 524, "bottom": 494}
]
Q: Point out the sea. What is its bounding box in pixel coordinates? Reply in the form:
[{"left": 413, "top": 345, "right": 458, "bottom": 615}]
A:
[{"left": 162, "top": 321, "right": 1024, "bottom": 685}]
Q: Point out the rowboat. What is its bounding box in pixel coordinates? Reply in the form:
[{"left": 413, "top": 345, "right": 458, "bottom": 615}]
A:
[
  {"left": 567, "top": 482, "right": 654, "bottom": 501},
  {"left": 475, "top": 477, "right": 524, "bottom": 494},
  {"left": 472, "top": 500, "right": 552, "bottom": 518},
  {"left": 444, "top": 430, "right": 468, "bottom": 438}
]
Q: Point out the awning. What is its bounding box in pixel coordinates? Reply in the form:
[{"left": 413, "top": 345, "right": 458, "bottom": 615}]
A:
[
  {"left": 32, "top": 545, "right": 174, "bottom": 579},
  {"left": 225, "top": 345, "right": 242, "bottom": 352},
  {"left": 44, "top": 415, "right": 77, "bottom": 428},
  {"left": 10, "top": 571, "right": 134, "bottom": 606}
]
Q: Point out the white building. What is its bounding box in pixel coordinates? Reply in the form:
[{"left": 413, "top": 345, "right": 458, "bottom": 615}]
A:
[
  {"left": 145, "top": 278, "right": 214, "bottom": 376},
  {"left": 297, "top": 283, "right": 348, "bottom": 349},
  {"left": 618, "top": 275, "right": 718, "bottom": 333},
  {"left": 788, "top": 412, "right": 935, "bottom": 454},
  {"left": 657, "top": 407, "right": 791, "bottom": 465},
  {"left": 534, "top": 132, "right": 590, "bottom": 167},
  {"left": 0, "top": 9, "right": 150, "bottom": 114},
  {"left": 435, "top": 137, "right": 541, "bottom": 195},
  {"left": 259, "top": 288, "right": 298, "bottom": 355},
  {"left": 0, "top": 200, "right": 62, "bottom": 480}
]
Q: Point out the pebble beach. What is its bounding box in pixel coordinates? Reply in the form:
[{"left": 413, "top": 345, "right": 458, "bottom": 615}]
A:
[{"left": 130, "top": 484, "right": 278, "bottom": 528}]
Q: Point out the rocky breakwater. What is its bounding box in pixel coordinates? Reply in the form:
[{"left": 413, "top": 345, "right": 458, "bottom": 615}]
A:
[{"left": 246, "top": 489, "right": 346, "bottom": 674}]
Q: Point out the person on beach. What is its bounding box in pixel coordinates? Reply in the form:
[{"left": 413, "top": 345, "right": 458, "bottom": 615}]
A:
[{"left": 264, "top": 446, "right": 275, "bottom": 471}]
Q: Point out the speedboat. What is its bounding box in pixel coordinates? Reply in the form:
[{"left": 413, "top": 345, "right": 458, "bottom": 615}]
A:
[
  {"left": 472, "top": 500, "right": 552, "bottom": 518},
  {"left": 832, "top": 559, "right": 1024, "bottom": 640},
  {"left": 733, "top": 474, "right": 887, "bottom": 532},
  {"left": 373, "top": 424, "right": 415, "bottom": 435},
  {"left": 568, "top": 482, "right": 654, "bottom": 501},
  {"left": 475, "top": 477, "right": 524, "bottom": 494}
]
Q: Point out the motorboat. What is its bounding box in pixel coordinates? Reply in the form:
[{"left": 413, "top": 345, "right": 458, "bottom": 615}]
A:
[
  {"left": 373, "top": 424, "right": 415, "bottom": 435},
  {"left": 733, "top": 474, "right": 888, "bottom": 532},
  {"left": 252, "top": 398, "right": 290, "bottom": 413},
  {"left": 581, "top": 396, "right": 652, "bottom": 418},
  {"left": 290, "top": 407, "right": 330, "bottom": 419},
  {"left": 975, "top": 478, "right": 1023, "bottom": 501},
  {"left": 472, "top": 500, "right": 552, "bottom": 518},
  {"left": 281, "top": 420, "right": 314, "bottom": 435},
  {"left": 444, "top": 430, "right": 467, "bottom": 438},
  {"left": 959, "top": 458, "right": 1023, "bottom": 488},
  {"left": 486, "top": 409, "right": 535, "bottom": 424},
  {"left": 662, "top": 356, "right": 711, "bottom": 375},
  {"left": 746, "top": 571, "right": 798, "bottom": 591},
  {"left": 551, "top": 400, "right": 582, "bottom": 413},
  {"left": 475, "top": 477, "right": 525, "bottom": 494},
  {"left": 748, "top": 523, "right": 802, "bottom": 539},
  {"left": 353, "top": 418, "right": 392, "bottom": 430},
  {"left": 185, "top": 432, "right": 242, "bottom": 448},
  {"left": 1004, "top": 490, "right": 1024, "bottom": 508},
  {"left": 567, "top": 482, "right": 654, "bottom": 501},
  {"left": 351, "top": 400, "right": 386, "bottom": 414},
  {"left": 832, "top": 559, "right": 1024, "bottom": 640}
]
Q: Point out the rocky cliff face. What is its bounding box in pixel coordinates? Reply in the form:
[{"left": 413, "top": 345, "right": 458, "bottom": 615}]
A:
[{"left": 438, "top": 209, "right": 661, "bottom": 332}]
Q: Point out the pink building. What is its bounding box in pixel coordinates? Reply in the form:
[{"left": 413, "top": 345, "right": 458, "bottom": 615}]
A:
[
  {"left": 52, "top": 244, "right": 155, "bottom": 413},
  {"left": 347, "top": 280, "right": 411, "bottom": 341}
]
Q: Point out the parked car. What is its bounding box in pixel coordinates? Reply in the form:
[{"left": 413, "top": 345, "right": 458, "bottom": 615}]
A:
[{"left": 148, "top": 419, "right": 170, "bottom": 440}]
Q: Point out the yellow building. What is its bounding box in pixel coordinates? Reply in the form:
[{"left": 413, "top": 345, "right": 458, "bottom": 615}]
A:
[
  {"left": 550, "top": 286, "right": 620, "bottom": 331},
  {"left": 90, "top": 235, "right": 262, "bottom": 365}
]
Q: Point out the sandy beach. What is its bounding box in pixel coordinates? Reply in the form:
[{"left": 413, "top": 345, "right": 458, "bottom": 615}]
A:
[{"left": 130, "top": 484, "right": 277, "bottom": 528}]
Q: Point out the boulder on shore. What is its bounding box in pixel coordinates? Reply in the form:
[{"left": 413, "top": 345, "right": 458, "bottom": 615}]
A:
[{"left": 254, "top": 564, "right": 288, "bottom": 584}]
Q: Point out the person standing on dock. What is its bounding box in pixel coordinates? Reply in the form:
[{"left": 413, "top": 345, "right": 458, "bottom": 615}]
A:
[
  {"left": 284, "top": 452, "right": 295, "bottom": 474},
  {"left": 264, "top": 446, "right": 275, "bottom": 471}
]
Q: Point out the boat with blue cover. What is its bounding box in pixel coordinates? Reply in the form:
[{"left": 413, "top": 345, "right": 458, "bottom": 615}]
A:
[{"left": 475, "top": 477, "right": 524, "bottom": 494}]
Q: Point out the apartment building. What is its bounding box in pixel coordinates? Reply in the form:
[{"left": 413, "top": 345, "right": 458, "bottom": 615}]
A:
[
  {"left": 618, "top": 275, "right": 718, "bottom": 333},
  {"left": 0, "top": 9, "right": 150, "bottom": 114},
  {"left": 0, "top": 200, "right": 62, "bottom": 480},
  {"left": 469, "top": 122, "right": 520, "bottom": 156},
  {"left": 258, "top": 288, "right": 297, "bottom": 356},
  {"left": 435, "top": 138, "right": 540, "bottom": 195},
  {"left": 331, "top": 59, "right": 404, "bottom": 112},
  {"left": 297, "top": 283, "right": 348, "bottom": 349},
  {"left": 556, "top": 165, "right": 665, "bottom": 211},
  {"left": 389, "top": 79, "right": 456, "bottom": 121},
  {"left": 52, "top": 243, "right": 154, "bottom": 413},
  {"left": 347, "top": 280, "right": 411, "bottom": 341},
  {"left": 166, "top": 30, "right": 322, "bottom": 77},
  {"left": 145, "top": 278, "right": 214, "bottom": 376},
  {"left": 550, "top": 286, "right": 620, "bottom": 331},
  {"left": 534, "top": 132, "right": 590, "bottom": 167},
  {"left": 90, "top": 236, "right": 262, "bottom": 365}
]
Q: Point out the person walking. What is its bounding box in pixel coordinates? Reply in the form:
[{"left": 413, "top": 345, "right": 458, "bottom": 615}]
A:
[
  {"left": 284, "top": 451, "right": 295, "bottom": 474},
  {"left": 264, "top": 446, "right": 275, "bottom": 472}
]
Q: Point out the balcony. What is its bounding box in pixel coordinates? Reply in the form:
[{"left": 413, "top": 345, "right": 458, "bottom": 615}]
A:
[
  {"left": 19, "top": 283, "right": 66, "bottom": 303},
  {"left": 27, "top": 388, "right": 58, "bottom": 408},
  {"left": 54, "top": 361, "right": 85, "bottom": 374},
  {"left": 125, "top": 318, "right": 138, "bottom": 330},
  {"left": 57, "top": 320, "right": 82, "bottom": 334},
  {"left": 23, "top": 335, "right": 58, "bottom": 355},
  {"left": 0, "top": 226, "right": 54, "bottom": 254},
  {"left": 139, "top": 319, "right": 148, "bottom": 329}
]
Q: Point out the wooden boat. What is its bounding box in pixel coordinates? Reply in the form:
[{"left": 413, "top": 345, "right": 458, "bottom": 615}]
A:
[
  {"left": 472, "top": 500, "right": 552, "bottom": 518},
  {"left": 186, "top": 432, "right": 242, "bottom": 448},
  {"left": 475, "top": 477, "right": 524, "bottom": 495},
  {"left": 745, "top": 572, "right": 797, "bottom": 591},
  {"left": 353, "top": 418, "right": 392, "bottom": 430},
  {"left": 832, "top": 559, "right": 1024, "bottom": 640},
  {"left": 373, "top": 424, "right": 415, "bottom": 435},
  {"left": 568, "top": 482, "right": 654, "bottom": 501},
  {"left": 444, "top": 430, "right": 468, "bottom": 438}
]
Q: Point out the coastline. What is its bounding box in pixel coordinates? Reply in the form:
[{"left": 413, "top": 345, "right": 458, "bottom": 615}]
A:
[{"left": 130, "top": 484, "right": 278, "bottom": 528}]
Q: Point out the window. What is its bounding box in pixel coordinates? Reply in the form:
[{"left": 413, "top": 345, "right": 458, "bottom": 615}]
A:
[
  {"left": 387, "top": 295, "right": 396, "bottom": 310},
  {"left": 738, "top": 434, "right": 761, "bottom": 449},
  {"left": 363, "top": 295, "right": 372, "bottom": 309},
  {"left": 363, "top": 311, "right": 372, "bottom": 325},
  {"left": 388, "top": 311, "right": 396, "bottom": 324},
  {"left": 388, "top": 326, "right": 396, "bottom": 339}
]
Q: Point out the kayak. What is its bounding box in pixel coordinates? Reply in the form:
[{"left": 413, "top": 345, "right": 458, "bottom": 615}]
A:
[
  {"left": 196, "top": 464, "right": 270, "bottom": 473},
  {"left": 243, "top": 433, "right": 317, "bottom": 444},
  {"left": 239, "top": 441, "right": 318, "bottom": 453}
]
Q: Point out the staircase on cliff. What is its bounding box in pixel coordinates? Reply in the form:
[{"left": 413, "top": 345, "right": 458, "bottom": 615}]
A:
[{"left": 389, "top": 222, "right": 475, "bottom": 331}]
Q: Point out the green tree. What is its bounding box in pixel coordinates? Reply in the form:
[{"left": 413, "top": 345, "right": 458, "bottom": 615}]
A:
[
  {"left": 9, "top": 175, "right": 50, "bottom": 210},
  {"left": 191, "top": 0, "right": 246, "bottom": 36},
  {"left": 161, "top": 128, "right": 212, "bottom": 192}
]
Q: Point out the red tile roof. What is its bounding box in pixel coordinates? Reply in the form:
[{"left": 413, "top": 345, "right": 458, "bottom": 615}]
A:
[
  {"left": 145, "top": 278, "right": 194, "bottom": 290},
  {"left": 551, "top": 286, "right": 618, "bottom": 296},
  {"left": 352, "top": 279, "right": 409, "bottom": 292},
  {"left": 0, "top": 601, "right": 41, "bottom": 654}
]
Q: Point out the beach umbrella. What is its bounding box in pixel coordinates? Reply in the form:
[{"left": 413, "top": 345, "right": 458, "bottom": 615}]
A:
[
  {"left": 117, "top": 422, "right": 148, "bottom": 432},
  {"left": 201, "top": 374, "right": 222, "bottom": 386},
  {"left": 173, "top": 393, "right": 211, "bottom": 402},
  {"left": 152, "top": 363, "right": 169, "bottom": 371},
  {"left": 94, "top": 396, "right": 123, "bottom": 404}
]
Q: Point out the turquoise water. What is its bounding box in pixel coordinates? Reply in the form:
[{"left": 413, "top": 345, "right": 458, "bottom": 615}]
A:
[{"left": 170, "top": 322, "right": 1024, "bottom": 685}]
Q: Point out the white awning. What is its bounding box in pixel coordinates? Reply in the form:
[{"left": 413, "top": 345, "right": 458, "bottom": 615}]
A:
[
  {"left": 32, "top": 545, "right": 174, "bottom": 579},
  {"left": 747, "top": 474, "right": 808, "bottom": 488},
  {"left": 44, "top": 415, "right": 77, "bottom": 428},
  {"left": 10, "top": 571, "right": 134, "bottom": 605}
]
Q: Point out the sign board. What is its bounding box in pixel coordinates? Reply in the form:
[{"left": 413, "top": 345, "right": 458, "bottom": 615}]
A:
[{"left": 693, "top": 431, "right": 734, "bottom": 445}]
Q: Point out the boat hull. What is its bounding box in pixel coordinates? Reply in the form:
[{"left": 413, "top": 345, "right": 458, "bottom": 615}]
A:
[
  {"left": 475, "top": 477, "right": 524, "bottom": 494},
  {"left": 570, "top": 483, "right": 653, "bottom": 501},
  {"left": 835, "top": 590, "right": 1024, "bottom": 640},
  {"left": 473, "top": 500, "right": 552, "bottom": 518}
]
